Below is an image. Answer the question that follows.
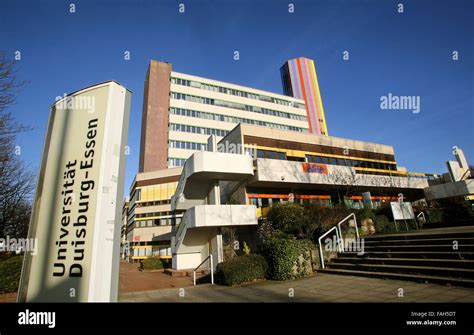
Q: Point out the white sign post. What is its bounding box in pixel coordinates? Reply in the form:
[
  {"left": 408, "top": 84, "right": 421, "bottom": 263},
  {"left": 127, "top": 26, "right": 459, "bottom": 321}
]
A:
[
  {"left": 17, "top": 81, "right": 131, "bottom": 302},
  {"left": 390, "top": 202, "right": 416, "bottom": 231}
]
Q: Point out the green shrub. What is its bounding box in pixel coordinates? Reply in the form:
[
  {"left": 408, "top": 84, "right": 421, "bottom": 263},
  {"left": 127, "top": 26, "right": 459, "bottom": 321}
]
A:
[
  {"left": 0, "top": 255, "right": 23, "bottom": 293},
  {"left": 262, "top": 238, "right": 313, "bottom": 280},
  {"left": 426, "top": 209, "right": 444, "bottom": 223},
  {"left": 215, "top": 254, "right": 268, "bottom": 286},
  {"left": 357, "top": 208, "right": 376, "bottom": 222},
  {"left": 267, "top": 202, "right": 304, "bottom": 235},
  {"left": 373, "top": 215, "right": 396, "bottom": 233},
  {"left": 141, "top": 257, "right": 164, "bottom": 270}
]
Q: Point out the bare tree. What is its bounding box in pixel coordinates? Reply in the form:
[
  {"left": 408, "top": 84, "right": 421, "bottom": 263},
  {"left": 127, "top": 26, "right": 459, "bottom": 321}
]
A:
[
  {"left": 0, "top": 51, "right": 34, "bottom": 239},
  {"left": 321, "top": 168, "right": 361, "bottom": 203}
]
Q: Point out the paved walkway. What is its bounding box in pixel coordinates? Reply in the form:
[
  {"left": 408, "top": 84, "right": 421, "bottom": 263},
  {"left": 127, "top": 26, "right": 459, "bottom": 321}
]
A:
[
  {"left": 119, "top": 261, "right": 193, "bottom": 294},
  {"left": 119, "top": 273, "right": 474, "bottom": 302},
  {"left": 0, "top": 292, "right": 16, "bottom": 303}
]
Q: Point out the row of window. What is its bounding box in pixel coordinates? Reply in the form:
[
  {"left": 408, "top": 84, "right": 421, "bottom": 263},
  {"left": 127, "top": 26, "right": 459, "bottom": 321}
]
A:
[
  {"left": 250, "top": 197, "right": 331, "bottom": 208},
  {"left": 306, "top": 155, "right": 396, "bottom": 170},
  {"left": 169, "top": 157, "right": 186, "bottom": 167},
  {"left": 135, "top": 210, "right": 180, "bottom": 218},
  {"left": 171, "top": 77, "right": 306, "bottom": 109},
  {"left": 256, "top": 149, "right": 286, "bottom": 160},
  {"left": 170, "top": 92, "right": 307, "bottom": 121},
  {"left": 136, "top": 200, "right": 171, "bottom": 207},
  {"left": 255, "top": 150, "right": 398, "bottom": 172},
  {"left": 170, "top": 107, "right": 306, "bottom": 132},
  {"left": 135, "top": 216, "right": 182, "bottom": 228},
  {"left": 169, "top": 123, "right": 228, "bottom": 137},
  {"left": 169, "top": 140, "right": 207, "bottom": 151},
  {"left": 131, "top": 247, "right": 171, "bottom": 257}
]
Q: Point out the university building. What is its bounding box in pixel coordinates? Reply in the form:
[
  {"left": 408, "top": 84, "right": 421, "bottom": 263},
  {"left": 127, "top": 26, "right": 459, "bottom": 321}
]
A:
[
  {"left": 125, "top": 57, "right": 324, "bottom": 261},
  {"left": 123, "top": 57, "right": 439, "bottom": 266},
  {"left": 139, "top": 58, "right": 315, "bottom": 172}
]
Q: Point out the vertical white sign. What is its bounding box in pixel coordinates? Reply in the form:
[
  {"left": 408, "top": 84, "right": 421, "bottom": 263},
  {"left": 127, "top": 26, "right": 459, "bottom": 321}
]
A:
[
  {"left": 390, "top": 202, "right": 415, "bottom": 221},
  {"left": 17, "top": 81, "right": 131, "bottom": 302}
]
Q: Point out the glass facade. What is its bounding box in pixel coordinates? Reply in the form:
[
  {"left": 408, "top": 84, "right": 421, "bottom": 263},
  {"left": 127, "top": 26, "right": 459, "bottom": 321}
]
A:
[
  {"left": 169, "top": 123, "right": 228, "bottom": 137},
  {"left": 306, "top": 154, "right": 396, "bottom": 171},
  {"left": 171, "top": 76, "right": 306, "bottom": 109},
  {"left": 170, "top": 92, "right": 307, "bottom": 123},
  {"left": 169, "top": 140, "right": 207, "bottom": 151},
  {"left": 170, "top": 107, "right": 305, "bottom": 131}
]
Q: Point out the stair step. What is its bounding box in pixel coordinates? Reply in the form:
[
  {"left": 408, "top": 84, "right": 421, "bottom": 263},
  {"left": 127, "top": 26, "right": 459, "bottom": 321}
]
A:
[
  {"left": 363, "top": 244, "right": 474, "bottom": 252},
  {"left": 363, "top": 230, "right": 474, "bottom": 242},
  {"left": 363, "top": 237, "right": 474, "bottom": 246},
  {"left": 341, "top": 251, "right": 474, "bottom": 259},
  {"left": 319, "top": 268, "right": 474, "bottom": 287},
  {"left": 332, "top": 257, "right": 474, "bottom": 268},
  {"left": 326, "top": 262, "right": 474, "bottom": 278}
]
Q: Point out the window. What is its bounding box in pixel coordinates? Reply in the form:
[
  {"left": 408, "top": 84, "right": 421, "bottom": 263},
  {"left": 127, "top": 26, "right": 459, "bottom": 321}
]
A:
[
  {"left": 256, "top": 149, "right": 286, "bottom": 160},
  {"left": 337, "top": 158, "right": 346, "bottom": 166}
]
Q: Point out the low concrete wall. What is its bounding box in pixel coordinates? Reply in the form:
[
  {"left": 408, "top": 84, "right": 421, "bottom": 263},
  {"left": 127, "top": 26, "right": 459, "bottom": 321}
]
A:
[
  {"left": 255, "top": 159, "right": 429, "bottom": 189},
  {"left": 424, "top": 179, "right": 474, "bottom": 200}
]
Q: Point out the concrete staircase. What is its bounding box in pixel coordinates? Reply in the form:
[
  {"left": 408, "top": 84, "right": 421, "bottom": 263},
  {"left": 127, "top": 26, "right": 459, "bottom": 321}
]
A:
[{"left": 321, "top": 226, "right": 474, "bottom": 287}]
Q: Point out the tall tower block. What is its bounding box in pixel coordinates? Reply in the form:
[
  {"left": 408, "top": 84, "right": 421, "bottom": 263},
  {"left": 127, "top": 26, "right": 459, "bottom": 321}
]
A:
[{"left": 281, "top": 57, "right": 328, "bottom": 135}]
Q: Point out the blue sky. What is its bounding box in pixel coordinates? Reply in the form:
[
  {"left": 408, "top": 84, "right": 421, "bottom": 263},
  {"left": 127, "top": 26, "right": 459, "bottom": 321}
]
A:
[{"left": 1, "top": 0, "right": 473, "bottom": 192}]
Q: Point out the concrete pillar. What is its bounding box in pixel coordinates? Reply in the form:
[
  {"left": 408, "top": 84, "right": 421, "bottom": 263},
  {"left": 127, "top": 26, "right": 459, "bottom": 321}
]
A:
[
  {"left": 207, "top": 135, "right": 218, "bottom": 152},
  {"left": 209, "top": 230, "right": 223, "bottom": 269},
  {"left": 208, "top": 181, "right": 220, "bottom": 205}
]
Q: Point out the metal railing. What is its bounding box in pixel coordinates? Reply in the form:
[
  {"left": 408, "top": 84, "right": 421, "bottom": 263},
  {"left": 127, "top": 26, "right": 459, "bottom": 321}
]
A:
[
  {"left": 337, "top": 213, "right": 359, "bottom": 252},
  {"left": 417, "top": 211, "right": 426, "bottom": 222},
  {"left": 318, "top": 213, "right": 359, "bottom": 269},
  {"left": 173, "top": 210, "right": 190, "bottom": 251},
  {"left": 416, "top": 211, "right": 426, "bottom": 229},
  {"left": 318, "top": 226, "right": 341, "bottom": 270},
  {"left": 193, "top": 254, "right": 214, "bottom": 286}
]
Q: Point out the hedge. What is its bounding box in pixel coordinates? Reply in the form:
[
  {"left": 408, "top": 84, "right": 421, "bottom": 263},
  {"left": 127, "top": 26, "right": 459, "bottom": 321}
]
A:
[
  {"left": 267, "top": 202, "right": 304, "bottom": 235},
  {"left": 215, "top": 254, "right": 268, "bottom": 286},
  {"left": 373, "top": 215, "right": 396, "bottom": 234},
  {"left": 141, "top": 258, "right": 164, "bottom": 270},
  {"left": 262, "top": 238, "right": 313, "bottom": 280},
  {"left": 0, "top": 255, "right": 23, "bottom": 293}
]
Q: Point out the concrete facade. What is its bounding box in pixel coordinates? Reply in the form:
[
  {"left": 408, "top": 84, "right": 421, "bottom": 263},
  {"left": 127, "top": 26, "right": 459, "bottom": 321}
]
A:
[
  {"left": 138, "top": 59, "right": 310, "bottom": 169},
  {"left": 170, "top": 149, "right": 258, "bottom": 270},
  {"left": 425, "top": 179, "right": 474, "bottom": 201},
  {"left": 424, "top": 147, "right": 473, "bottom": 202},
  {"left": 139, "top": 60, "right": 172, "bottom": 172},
  {"left": 125, "top": 59, "right": 445, "bottom": 269},
  {"left": 124, "top": 167, "right": 183, "bottom": 262}
]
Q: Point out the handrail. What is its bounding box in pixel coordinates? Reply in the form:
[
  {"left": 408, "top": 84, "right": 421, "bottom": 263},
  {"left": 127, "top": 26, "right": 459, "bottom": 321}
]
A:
[
  {"left": 417, "top": 212, "right": 426, "bottom": 230},
  {"left": 417, "top": 211, "right": 425, "bottom": 222},
  {"left": 193, "top": 254, "right": 214, "bottom": 286},
  {"left": 174, "top": 210, "right": 190, "bottom": 250},
  {"left": 318, "top": 213, "right": 359, "bottom": 269},
  {"left": 318, "top": 226, "right": 341, "bottom": 269},
  {"left": 337, "top": 213, "right": 359, "bottom": 252}
]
